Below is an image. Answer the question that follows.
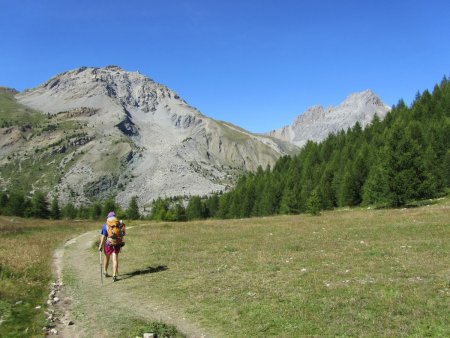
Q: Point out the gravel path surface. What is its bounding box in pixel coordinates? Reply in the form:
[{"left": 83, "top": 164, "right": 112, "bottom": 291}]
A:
[{"left": 51, "top": 229, "right": 210, "bottom": 337}]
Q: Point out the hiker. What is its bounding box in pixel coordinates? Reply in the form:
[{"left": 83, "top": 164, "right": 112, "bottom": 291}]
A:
[{"left": 98, "top": 211, "right": 126, "bottom": 282}]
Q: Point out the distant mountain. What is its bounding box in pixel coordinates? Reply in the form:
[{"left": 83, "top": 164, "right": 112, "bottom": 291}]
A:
[
  {"left": 1, "top": 66, "right": 296, "bottom": 209},
  {"left": 268, "top": 90, "right": 391, "bottom": 147}
]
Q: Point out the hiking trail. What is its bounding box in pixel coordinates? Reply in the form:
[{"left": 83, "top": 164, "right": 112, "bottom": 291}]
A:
[{"left": 50, "top": 229, "right": 211, "bottom": 337}]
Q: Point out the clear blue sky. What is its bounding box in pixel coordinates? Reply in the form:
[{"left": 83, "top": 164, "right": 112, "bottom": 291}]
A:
[{"left": 1, "top": 0, "right": 449, "bottom": 132}]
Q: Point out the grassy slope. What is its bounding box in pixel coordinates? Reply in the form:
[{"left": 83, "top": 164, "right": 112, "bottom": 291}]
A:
[
  {"left": 120, "top": 199, "right": 450, "bottom": 337},
  {"left": 216, "top": 120, "right": 298, "bottom": 156},
  {"left": 0, "top": 90, "right": 133, "bottom": 197},
  {"left": 0, "top": 89, "right": 46, "bottom": 127},
  {"left": 0, "top": 217, "right": 98, "bottom": 337},
  {"left": 0, "top": 89, "right": 80, "bottom": 193}
]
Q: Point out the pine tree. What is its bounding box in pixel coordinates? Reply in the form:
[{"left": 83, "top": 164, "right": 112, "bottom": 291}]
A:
[
  {"left": 0, "top": 191, "right": 8, "bottom": 215},
  {"left": 31, "top": 191, "right": 50, "bottom": 219},
  {"left": 337, "top": 168, "right": 355, "bottom": 207},
  {"left": 217, "top": 194, "right": 231, "bottom": 219},
  {"left": 174, "top": 203, "right": 187, "bottom": 221},
  {"left": 444, "top": 149, "right": 450, "bottom": 187},
  {"left": 186, "top": 196, "right": 203, "bottom": 220},
  {"left": 206, "top": 195, "right": 219, "bottom": 218},
  {"left": 319, "top": 166, "right": 336, "bottom": 209},
  {"left": 362, "top": 162, "right": 390, "bottom": 206},
  {"left": 150, "top": 198, "right": 169, "bottom": 220},
  {"left": 306, "top": 189, "right": 321, "bottom": 215},
  {"left": 348, "top": 147, "right": 369, "bottom": 205},
  {"left": 50, "top": 196, "right": 61, "bottom": 220},
  {"left": 241, "top": 180, "right": 256, "bottom": 217},
  {"left": 6, "top": 192, "right": 25, "bottom": 217},
  {"left": 279, "top": 184, "right": 299, "bottom": 214},
  {"left": 91, "top": 201, "right": 103, "bottom": 220},
  {"left": 126, "top": 196, "right": 140, "bottom": 220},
  {"left": 77, "top": 206, "right": 90, "bottom": 219},
  {"left": 385, "top": 121, "right": 426, "bottom": 206},
  {"left": 62, "top": 203, "right": 77, "bottom": 219},
  {"left": 102, "top": 198, "right": 117, "bottom": 218}
]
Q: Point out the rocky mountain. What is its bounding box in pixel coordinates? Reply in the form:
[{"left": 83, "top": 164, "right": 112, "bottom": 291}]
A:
[
  {"left": 1, "top": 66, "right": 296, "bottom": 209},
  {"left": 268, "top": 90, "right": 391, "bottom": 147}
]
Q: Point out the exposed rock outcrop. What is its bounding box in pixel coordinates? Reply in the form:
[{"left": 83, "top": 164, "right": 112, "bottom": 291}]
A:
[
  {"left": 269, "top": 90, "right": 390, "bottom": 147},
  {"left": 13, "top": 66, "right": 296, "bottom": 209}
]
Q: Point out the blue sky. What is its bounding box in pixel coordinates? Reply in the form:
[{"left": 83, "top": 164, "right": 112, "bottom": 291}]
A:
[{"left": 1, "top": 0, "right": 449, "bottom": 132}]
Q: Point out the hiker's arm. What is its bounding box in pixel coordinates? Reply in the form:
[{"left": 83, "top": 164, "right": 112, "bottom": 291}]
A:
[{"left": 98, "top": 235, "right": 105, "bottom": 251}]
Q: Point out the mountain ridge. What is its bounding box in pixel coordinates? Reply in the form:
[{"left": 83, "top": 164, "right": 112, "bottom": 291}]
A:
[
  {"left": 268, "top": 89, "right": 390, "bottom": 147},
  {"left": 2, "top": 66, "right": 297, "bottom": 209}
]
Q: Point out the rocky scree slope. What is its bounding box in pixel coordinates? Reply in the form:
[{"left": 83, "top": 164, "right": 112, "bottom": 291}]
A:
[
  {"left": 268, "top": 90, "right": 390, "bottom": 147},
  {"left": 2, "top": 66, "right": 296, "bottom": 209}
]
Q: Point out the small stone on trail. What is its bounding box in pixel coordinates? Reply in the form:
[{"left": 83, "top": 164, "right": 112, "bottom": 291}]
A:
[
  {"left": 68, "top": 320, "right": 75, "bottom": 326},
  {"left": 143, "top": 333, "right": 155, "bottom": 338},
  {"left": 50, "top": 328, "right": 58, "bottom": 334}
]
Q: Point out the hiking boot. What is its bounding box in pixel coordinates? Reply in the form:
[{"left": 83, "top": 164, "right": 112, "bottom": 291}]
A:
[
  {"left": 103, "top": 273, "right": 111, "bottom": 278},
  {"left": 113, "top": 275, "right": 118, "bottom": 282}
]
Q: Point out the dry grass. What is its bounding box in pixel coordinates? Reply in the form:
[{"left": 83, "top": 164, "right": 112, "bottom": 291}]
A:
[
  {"left": 1, "top": 199, "right": 449, "bottom": 337},
  {"left": 120, "top": 199, "right": 450, "bottom": 337},
  {"left": 0, "top": 217, "right": 97, "bottom": 337}
]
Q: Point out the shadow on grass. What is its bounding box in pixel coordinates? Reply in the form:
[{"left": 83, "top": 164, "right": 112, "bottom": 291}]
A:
[{"left": 119, "top": 265, "right": 168, "bottom": 280}]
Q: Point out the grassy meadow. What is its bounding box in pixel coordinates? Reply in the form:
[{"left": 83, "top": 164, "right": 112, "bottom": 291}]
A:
[
  {"left": 121, "top": 198, "right": 450, "bottom": 337},
  {"left": 1, "top": 198, "right": 449, "bottom": 337},
  {"left": 0, "top": 217, "right": 98, "bottom": 337}
]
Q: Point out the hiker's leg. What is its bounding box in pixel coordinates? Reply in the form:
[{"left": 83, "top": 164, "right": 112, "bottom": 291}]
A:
[
  {"left": 104, "top": 253, "right": 110, "bottom": 273},
  {"left": 112, "top": 252, "right": 119, "bottom": 276}
]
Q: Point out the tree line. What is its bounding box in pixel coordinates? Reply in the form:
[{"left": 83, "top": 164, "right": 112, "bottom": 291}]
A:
[
  {"left": 0, "top": 191, "right": 141, "bottom": 220},
  {"left": 160, "top": 76, "right": 450, "bottom": 220}
]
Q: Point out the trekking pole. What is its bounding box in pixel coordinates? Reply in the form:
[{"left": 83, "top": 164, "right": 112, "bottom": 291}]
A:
[{"left": 99, "top": 250, "right": 103, "bottom": 286}]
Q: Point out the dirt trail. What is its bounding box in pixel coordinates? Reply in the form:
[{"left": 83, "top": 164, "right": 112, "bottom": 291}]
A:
[{"left": 52, "top": 229, "right": 211, "bottom": 337}]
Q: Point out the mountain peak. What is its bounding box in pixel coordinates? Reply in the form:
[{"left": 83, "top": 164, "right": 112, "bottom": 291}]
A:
[
  {"left": 10, "top": 66, "right": 295, "bottom": 209},
  {"left": 341, "top": 89, "right": 385, "bottom": 108},
  {"left": 19, "top": 66, "right": 176, "bottom": 115},
  {"left": 104, "top": 65, "right": 123, "bottom": 71},
  {"left": 269, "top": 90, "right": 390, "bottom": 147}
]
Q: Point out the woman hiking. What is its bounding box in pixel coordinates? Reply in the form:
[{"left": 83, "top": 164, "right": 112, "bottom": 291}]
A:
[{"left": 98, "top": 211, "right": 126, "bottom": 282}]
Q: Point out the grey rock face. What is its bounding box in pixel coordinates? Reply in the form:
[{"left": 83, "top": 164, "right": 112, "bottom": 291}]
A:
[
  {"left": 14, "top": 66, "right": 296, "bottom": 209},
  {"left": 269, "top": 90, "right": 390, "bottom": 147}
]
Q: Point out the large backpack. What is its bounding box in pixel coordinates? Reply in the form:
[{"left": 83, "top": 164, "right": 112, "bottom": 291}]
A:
[{"left": 106, "top": 217, "right": 124, "bottom": 247}]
